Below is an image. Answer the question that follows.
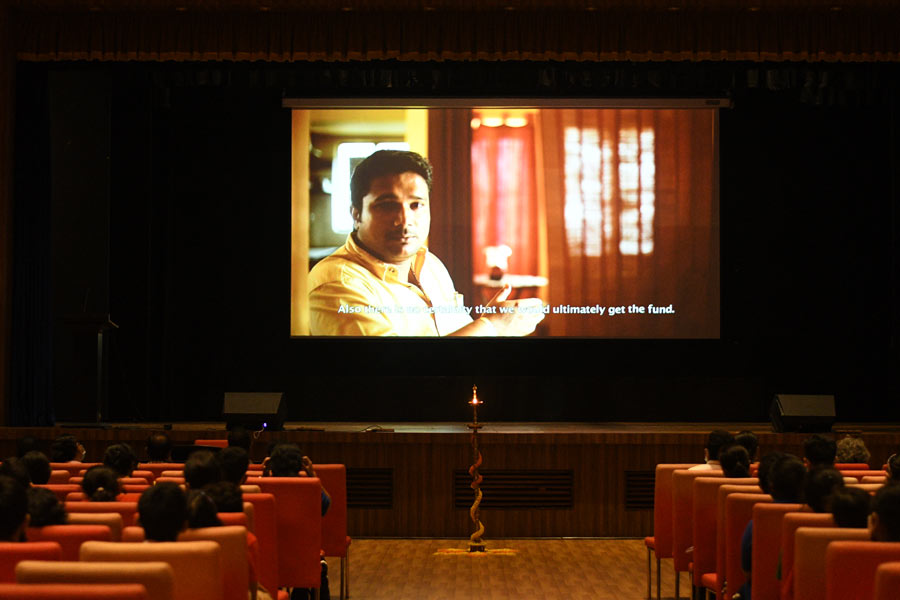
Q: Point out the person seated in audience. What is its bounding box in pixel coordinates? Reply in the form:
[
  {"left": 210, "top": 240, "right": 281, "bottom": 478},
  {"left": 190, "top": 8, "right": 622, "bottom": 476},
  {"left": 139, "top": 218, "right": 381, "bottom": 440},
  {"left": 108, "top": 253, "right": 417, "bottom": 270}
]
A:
[
  {"left": 735, "top": 454, "right": 806, "bottom": 600},
  {"left": 735, "top": 430, "right": 759, "bottom": 462},
  {"left": 204, "top": 481, "right": 244, "bottom": 513},
  {"left": 219, "top": 446, "right": 250, "bottom": 486},
  {"left": 50, "top": 435, "right": 85, "bottom": 463},
  {"left": 756, "top": 451, "right": 787, "bottom": 495},
  {"left": 103, "top": 443, "right": 138, "bottom": 478},
  {"left": 0, "top": 475, "right": 29, "bottom": 542},
  {"left": 21, "top": 451, "right": 51, "bottom": 485},
  {"left": 145, "top": 433, "right": 173, "bottom": 462},
  {"left": 228, "top": 426, "right": 253, "bottom": 454},
  {"left": 720, "top": 444, "right": 751, "bottom": 478},
  {"left": 835, "top": 435, "right": 870, "bottom": 465},
  {"left": 186, "top": 489, "right": 222, "bottom": 529},
  {"left": 81, "top": 465, "right": 121, "bottom": 501},
  {"left": 803, "top": 467, "right": 844, "bottom": 513},
  {"left": 0, "top": 456, "right": 31, "bottom": 487},
  {"left": 27, "top": 487, "right": 67, "bottom": 527},
  {"left": 689, "top": 429, "right": 734, "bottom": 471},
  {"left": 802, "top": 434, "right": 836, "bottom": 469},
  {"left": 830, "top": 487, "right": 872, "bottom": 528},
  {"left": 16, "top": 435, "right": 41, "bottom": 458},
  {"left": 184, "top": 449, "right": 224, "bottom": 490},
  {"left": 886, "top": 453, "right": 900, "bottom": 483},
  {"left": 870, "top": 483, "right": 900, "bottom": 542},
  {"left": 138, "top": 482, "right": 188, "bottom": 542}
]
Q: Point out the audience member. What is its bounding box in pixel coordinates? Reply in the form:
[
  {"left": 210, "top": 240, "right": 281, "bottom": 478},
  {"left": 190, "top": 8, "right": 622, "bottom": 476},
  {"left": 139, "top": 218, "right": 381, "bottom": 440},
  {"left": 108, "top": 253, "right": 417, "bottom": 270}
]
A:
[
  {"left": 219, "top": 446, "right": 250, "bottom": 486},
  {"left": 186, "top": 490, "right": 222, "bottom": 529},
  {"left": 830, "top": 487, "right": 872, "bottom": 528},
  {"left": 803, "top": 434, "right": 836, "bottom": 469},
  {"left": 886, "top": 453, "right": 900, "bottom": 483},
  {"left": 0, "top": 475, "right": 29, "bottom": 542},
  {"left": 735, "top": 430, "right": 760, "bottom": 461},
  {"left": 50, "top": 435, "right": 85, "bottom": 463},
  {"left": 688, "top": 430, "right": 734, "bottom": 471},
  {"left": 16, "top": 435, "right": 41, "bottom": 458},
  {"left": 757, "top": 451, "right": 787, "bottom": 495},
  {"left": 146, "top": 433, "right": 173, "bottom": 462},
  {"left": 0, "top": 456, "right": 31, "bottom": 487},
  {"left": 204, "top": 481, "right": 244, "bottom": 513},
  {"left": 103, "top": 443, "right": 138, "bottom": 478},
  {"left": 26, "top": 487, "right": 67, "bottom": 527},
  {"left": 835, "top": 436, "right": 871, "bottom": 465},
  {"left": 870, "top": 484, "right": 900, "bottom": 542},
  {"left": 720, "top": 444, "right": 752, "bottom": 478},
  {"left": 803, "top": 467, "right": 844, "bottom": 513},
  {"left": 184, "top": 449, "right": 223, "bottom": 490},
  {"left": 81, "top": 465, "right": 120, "bottom": 502},
  {"left": 228, "top": 426, "right": 253, "bottom": 453},
  {"left": 21, "top": 451, "right": 51, "bottom": 485},
  {"left": 138, "top": 482, "right": 187, "bottom": 542}
]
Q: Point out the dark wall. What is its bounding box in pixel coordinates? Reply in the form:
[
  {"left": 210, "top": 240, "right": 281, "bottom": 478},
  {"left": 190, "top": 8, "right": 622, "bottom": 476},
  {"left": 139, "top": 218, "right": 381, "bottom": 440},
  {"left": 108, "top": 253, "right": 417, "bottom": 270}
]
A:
[{"left": 11, "top": 61, "right": 899, "bottom": 425}]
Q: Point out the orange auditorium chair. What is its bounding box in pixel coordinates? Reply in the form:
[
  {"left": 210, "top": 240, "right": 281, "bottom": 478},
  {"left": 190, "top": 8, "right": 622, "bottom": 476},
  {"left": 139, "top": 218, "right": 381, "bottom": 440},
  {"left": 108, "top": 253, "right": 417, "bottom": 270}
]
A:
[
  {"left": 314, "top": 464, "right": 351, "bottom": 600},
  {"left": 839, "top": 470, "right": 887, "bottom": 482},
  {"left": 750, "top": 502, "right": 804, "bottom": 600},
  {"left": 136, "top": 464, "right": 184, "bottom": 480},
  {"left": 64, "top": 501, "right": 139, "bottom": 527},
  {"left": 644, "top": 464, "right": 696, "bottom": 600},
  {"left": 180, "top": 526, "right": 249, "bottom": 600},
  {"left": 49, "top": 464, "right": 99, "bottom": 479},
  {"left": 825, "top": 540, "right": 900, "bottom": 600},
  {"left": 703, "top": 484, "right": 762, "bottom": 600},
  {"left": 33, "top": 485, "right": 80, "bottom": 504},
  {"left": 793, "top": 527, "right": 870, "bottom": 600},
  {"left": 0, "top": 582, "right": 148, "bottom": 599},
  {"left": 25, "top": 525, "right": 111, "bottom": 561},
  {"left": 723, "top": 493, "right": 771, "bottom": 600},
  {"left": 862, "top": 476, "right": 888, "bottom": 484},
  {"left": 242, "top": 492, "right": 279, "bottom": 598},
  {"left": 672, "top": 468, "right": 722, "bottom": 598},
  {"left": 779, "top": 512, "right": 833, "bottom": 600},
  {"left": 65, "top": 513, "right": 123, "bottom": 542},
  {"left": 193, "top": 439, "right": 228, "bottom": 449},
  {"left": 0, "top": 542, "right": 62, "bottom": 583},
  {"left": 16, "top": 560, "right": 174, "bottom": 600},
  {"left": 873, "top": 561, "right": 900, "bottom": 600},
  {"left": 217, "top": 512, "right": 248, "bottom": 528},
  {"left": 834, "top": 463, "right": 872, "bottom": 471},
  {"left": 47, "top": 471, "right": 70, "bottom": 485}
]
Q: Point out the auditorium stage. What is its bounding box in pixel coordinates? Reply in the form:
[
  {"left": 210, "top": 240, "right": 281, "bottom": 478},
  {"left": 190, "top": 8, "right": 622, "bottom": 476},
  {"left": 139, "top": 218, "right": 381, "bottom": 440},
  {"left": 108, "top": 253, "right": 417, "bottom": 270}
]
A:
[{"left": 2, "top": 422, "right": 898, "bottom": 538}]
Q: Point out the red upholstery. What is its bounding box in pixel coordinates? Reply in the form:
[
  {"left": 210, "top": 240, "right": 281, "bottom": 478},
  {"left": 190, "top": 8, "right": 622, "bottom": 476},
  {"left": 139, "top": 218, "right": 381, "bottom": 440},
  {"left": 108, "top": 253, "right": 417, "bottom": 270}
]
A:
[
  {"left": 247, "top": 477, "right": 322, "bottom": 589},
  {"left": 834, "top": 463, "right": 872, "bottom": 471},
  {"left": 724, "top": 493, "right": 771, "bottom": 600},
  {"left": 155, "top": 477, "right": 185, "bottom": 484},
  {"left": 241, "top": 493, "right": 278, "bottom": 598},
  {"left": 48, "top": 464, "right": 100, "bottom": 479},
  {"left": 0, "top": 543, "right": 62, "bottom": 583},
  {"left": 705, "top": 484, "right": 761, "bottom": 600},
  {"left": 136, "top": 464, "right": 185, "bottom": 480},
  {"left": 825, "top": 541, "right": 900, "bottom": 600},
  {"left": 847, "top": 483, "right": 885, "bottom": 494},
  {"left": 64, "top": 502, "right": 139, "bottom": 527},
  {"left": 25, "top": 526, "right": 111, "bottom": 561},
  {"left": 793, "top": 527, "right": 870, "bottom": 600},
  {"left": 218, "top": 512, "right": 249, "bottom": 528},
  {"left": 180, "top": 526, "right": 249, "bottom": 600},
  {"left": 16, "top": 559, "right": 174, "bottom": 600},
  {"left": 873, "top": 561, "right": 900, "bottom": 600},
  {"left": 862, "top": 476, "right": 888, "bottom": 484},
  {"left": 33, "top": 485, "right": 80, "bottom": 504},
  {"left": 0, "top": 582, "right": 148, "bottom": 599},
  {"left": 671, "top": 468, "right": 722, "bottom": 573},
  {"left": 643, "top": 464, "right": 696, "bottom": 600},
  {"left": 65, "top": 513, "right": 123, "bottom": 542},
  {"left": 67, "top": 477, "right": 148, "bottom": 486},
  {"left": 47, "top": 471, "right": 70, "bottom": 485},
  {"left": 193, "top": 439, "right": 227, "bottom": 448},
  {"left": 121, "top": 526, "right": 144, "bottom": 542},
  {"left": 779, "top": 512, "right": 833, "bottom": 600},
  {"left": 838, "top": 470, "right": 888, "bottom": 482},
  {"left": 315, "top": 464, "right": 351, "bottom": 599},
  {"left": 750, "top": 502, "right": 803, "bottom": 600}
]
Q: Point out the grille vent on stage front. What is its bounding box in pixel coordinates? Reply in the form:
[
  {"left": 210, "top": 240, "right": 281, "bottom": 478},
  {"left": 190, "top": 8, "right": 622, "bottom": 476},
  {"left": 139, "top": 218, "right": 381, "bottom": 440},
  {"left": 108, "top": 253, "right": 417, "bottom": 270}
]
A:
[
  {"left": 453, "top": 469, "right": 574, "bottom": 509},
  {"left": 624, "top": 470, "right": 655, "bottom": 510},
  {"left": 347, "top": 467, "right": 394, "bottom": 509}
]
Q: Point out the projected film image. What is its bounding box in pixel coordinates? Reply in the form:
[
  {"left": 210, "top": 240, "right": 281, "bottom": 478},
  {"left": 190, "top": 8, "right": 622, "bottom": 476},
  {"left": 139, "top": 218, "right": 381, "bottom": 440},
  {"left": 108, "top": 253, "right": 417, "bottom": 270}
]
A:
[{"left": 291, "top": 104, "right": 720, "bottom": 339}]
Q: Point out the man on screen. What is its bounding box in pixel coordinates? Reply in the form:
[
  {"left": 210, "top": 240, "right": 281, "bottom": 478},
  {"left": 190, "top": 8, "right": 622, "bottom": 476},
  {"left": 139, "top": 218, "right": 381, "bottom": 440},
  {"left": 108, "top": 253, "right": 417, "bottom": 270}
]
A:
[{"left": 308, "top": 150, "right": 544, "bottom": 336}]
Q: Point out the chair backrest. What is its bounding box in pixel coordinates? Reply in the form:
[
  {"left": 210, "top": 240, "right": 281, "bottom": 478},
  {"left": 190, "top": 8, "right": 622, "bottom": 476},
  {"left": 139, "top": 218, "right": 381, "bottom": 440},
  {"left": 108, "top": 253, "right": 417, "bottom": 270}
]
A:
[
  {"left": 649, "top": 464, "right": 697, "bottom": 561},
  {"left": 862, "top": 475, "right": 888, "bottom": 484},
  {"left": 0, "top": 582, "right": 149, "bottom": 599},
  {"left": 154, "top": 477, "right": 185, "bottom": 484},
  {"left": 217, "top": 513, "right": 248, "bottom": 528},
  {"left": 0, "top": 542, "right": 62, "bottom": 583},
  {"left": 825, "top": 541, "right": 900, "bottom": 600},
  {"left": 839, "top": 470, "right": 887, "bottom": 481},
  {"left": 65, "top": 513, "right": 123, "bottom": 542},
  {"left": 136, "top": 464, "right": 185, "bottom": 480},
  {"left": 49, "top": 464, "right": 100, "bottom": 479},
  {"left": 130, "top": 470, "right": 155, "bottom": 483},
  {"left": 179, "top": 526, "right": 249, "bottom": 600},
  {"left": 159, "top": 471, "right": 183, "bottom": 478},
  {"left": 25, "top": 526, "right": 111, "bottom": 562},
  {"left": 793, "top": 527, "right": 870, "bottom": 600},
  {"left": 121, "top": 527, "right": 144, "bottom": 542},
  {"left": 241, "top": 493, "right": 278, "bottom": 597},
  {"left": 874, "top": 561, "right": 900, "bottom": 600},
  {"left": 847, "top": 482, "right": 884, "bottom": 494},
  {"left": 33, "top": 485, "right": 81, "bottom": 504},
  {"left": 780, "top": 512, "right": 834, "bottom": 600},
  {"left": 750, "top": 502, "right": 803, "bottom": 600},
  {"left": 121, "top": 484, "right": 150, "bottom": 493},
  {"left": 16, "top": 560, "right": 174, "bottom": 600},
  {"left": 314, "top": 464, "right": 349, "bottom": 557},
  {"left": 80, "top": 540, "right": 222, "bottom": 600},
  {"left": 672, "top": 468, "right": 723, "bottom": 572},
  {"left": 240, "top": 484, "right": 261, "bottom": 494},
  {"left": 691, "top": 476, "right": 758, "bottom": 588},
  {"left": 710, "top": 484, "right": 761, "bottom": 599},
  {"left": 64, "top": 502, "right": 139, "bottom": 527},
  {"left": 835, "top": 463, "right": 871, "bottom": 471},
  {"left": 247, "top": 478, "right": 322, "bottom": 589},
  {"left": 193, "top": 439, "right": 228, "bottom": 449},
  {"left": 724, "top": 493, "right": 771, "bottom": 600},
  {"left": 47, "top": 471, "right": 70, "bottom": 484}
]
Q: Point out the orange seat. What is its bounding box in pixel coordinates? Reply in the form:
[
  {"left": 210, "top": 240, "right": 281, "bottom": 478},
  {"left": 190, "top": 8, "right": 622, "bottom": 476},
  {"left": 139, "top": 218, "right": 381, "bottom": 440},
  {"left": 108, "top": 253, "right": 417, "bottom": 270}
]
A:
[
  {"left": 839, "top": 470, "right": 888, "bottom": 481},
  {"left": 49, "top": 464, "right": 100, "bottom": 479},
  {"left": 240, "top": 484, "right": 261, "bottom": 494},
  {"left": 247, "top": 477, "right": 322, "bottom": 590},
  {"left": 130, "top": 470, "right": 155, "bottom": 483},
  {"left": 750, "top": 502, "right": 803, "bottom": 600},
  {"left": 180, "top": 526, "right": 249, "bottom": 600},
  {"left": 315, "top": 464, "right": 351, "bottom": 600},
  {"left": 779, "top": 512, "right": 834, "bottom": 600},
  {"left": 0, "top": 543, "right": 62, "bottom": 583},
  {"left": 155, "top": 477, "right": 185, "bottom": 484},
  {"left": 873, "top": 561, "right": 900, "bottom": 600},
  {"left": 862, "top": 476, "right": 888, "bottom": 484},
  {"left": 242, "top": 493, "right": 279, "bottom": 597},
  {"left": 217, "top": 512, "right": 249, "bottom": 528},
  {"left": 65, "top": 513, "right": 123, "bottom": 542},
  {"left": 136, "top": 464, "right": 185, "bottom": 480},
  {"left": 33, "top": 485, "right": 81, "bottom": 504},
  {"left": 80, "top": 540, "right": 223, "bottom": 600},
  {"left": 25, "top": 526, "right": 111, "bottom": 561},
  {"left": 700, "top": 484, "right": 762, "bottom": 600},
  {"left": 793, "top": 527, "right": 870, "bottom": 600},
  {"left": 834, "top": 463, "right": 872, "bottom": 471},
  {"left": 121, "top": 526, "right": 144, "bottom": 542},
  {"left": 47, "top": 471, "right": 70, "bottom": 485},
  {"left": 724, "top": 493, "right": 771, "bottom": 600},
  {"left": 0, "top": 582, "right": 148, "bottom": 599},
  {"left": 825, "top": 541, "right": 900, "bottom": 600},
  {"left": 193, "top": 439, "right": 228, "bottom": 448},
  {"left": 64, "top": 502, "right": 139, "bottom": 527},
  {"left": 671, "top": 468, "right": 722, "bottom": 598},
  {"left": 158, "top": 471, "right": 183, "bottom": 478},
  {"left": 847, "top": 482, "right": 884, "bottom": 494},
  {"left": 16, "top": 560, "right": 174, "bottom": 600}
]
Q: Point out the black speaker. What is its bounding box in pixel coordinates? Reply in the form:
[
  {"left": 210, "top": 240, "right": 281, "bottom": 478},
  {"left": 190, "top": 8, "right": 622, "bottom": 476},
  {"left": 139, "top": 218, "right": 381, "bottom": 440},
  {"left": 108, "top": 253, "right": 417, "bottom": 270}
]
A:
[
  {"left": 770, "top": 394, "right": 835, "bottom": 433},
  {"left": 223, "top": 392, "right": 286, "bottom": 432}
]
